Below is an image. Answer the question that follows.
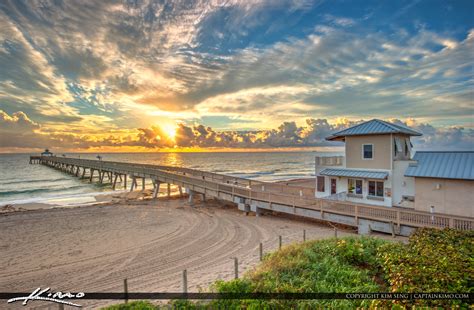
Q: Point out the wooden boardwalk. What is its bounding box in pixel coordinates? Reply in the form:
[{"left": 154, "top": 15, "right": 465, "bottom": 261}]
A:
[{"left": 30, "top": 156, "right": 473, "bottom": 236}]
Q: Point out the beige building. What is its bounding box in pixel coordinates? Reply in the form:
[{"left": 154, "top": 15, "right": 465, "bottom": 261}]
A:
[
  {"left": 405, "top": 151, "right": 474, "bottom": 217},
  {"left": 315, "top": 119, "right": 474, "bottom": 217},
  {"left": 316, "top": 119, "right": 421, "bottom": 207}
]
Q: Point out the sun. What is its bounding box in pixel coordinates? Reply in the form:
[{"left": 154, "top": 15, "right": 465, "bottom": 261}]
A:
[{"left": 162, "top": 124, "right": 177, "bottom": 140}]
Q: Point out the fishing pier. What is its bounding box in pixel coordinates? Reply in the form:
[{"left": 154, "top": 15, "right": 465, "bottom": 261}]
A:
[{"left": 30, "top": 156, "right": 473, "bottom": 236}]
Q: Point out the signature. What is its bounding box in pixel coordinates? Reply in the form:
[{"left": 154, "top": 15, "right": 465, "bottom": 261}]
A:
[{"left": 7, "top": 287, "right": 85, "bottom": 307}]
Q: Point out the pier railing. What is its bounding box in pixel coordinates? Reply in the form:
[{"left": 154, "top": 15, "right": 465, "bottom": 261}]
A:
[{"left": 33, "top": 156, "right": 473, "bottom": 232}]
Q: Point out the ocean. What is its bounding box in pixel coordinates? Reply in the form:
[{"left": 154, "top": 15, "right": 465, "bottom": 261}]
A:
[{"left": 0, "top": 151, "right": 342, "bottom": 206}]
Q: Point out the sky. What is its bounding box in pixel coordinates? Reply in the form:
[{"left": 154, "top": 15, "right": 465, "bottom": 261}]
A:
[{"left": 0, "top": 0, "right": 473, "bottom": 152}]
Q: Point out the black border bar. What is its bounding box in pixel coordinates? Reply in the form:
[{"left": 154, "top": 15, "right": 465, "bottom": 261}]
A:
[{"left": 1, "top": 292, "right": 472, "bottom": 300}]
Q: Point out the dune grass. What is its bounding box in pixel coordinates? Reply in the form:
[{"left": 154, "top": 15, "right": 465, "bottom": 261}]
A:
[{"left": 102, "top": 228, "right": 473, "bottom": 309}]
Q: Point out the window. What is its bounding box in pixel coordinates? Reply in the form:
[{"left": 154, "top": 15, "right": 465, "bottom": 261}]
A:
[
  {"left": 317, "top": 176, "right": 325, "bottom": 192},
  {"left": 405, "top": 138, "right": 411, "bottom": 157},
  {"left": 348, "top": 179, "right": 363, "bottom": 195},
  {"left": 368, "top": 181, "right": 384, "bottom": 197},
  {"left": 363, "top": 144, "right": 373, "bottom": 159},
  {"left": 394, "top": 137, "right": 403, "bottom": 155}
]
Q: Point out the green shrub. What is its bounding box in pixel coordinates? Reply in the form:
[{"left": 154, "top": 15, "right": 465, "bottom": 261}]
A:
[{"left": 376, "top": 228, "right": 473, "bottom": 308}]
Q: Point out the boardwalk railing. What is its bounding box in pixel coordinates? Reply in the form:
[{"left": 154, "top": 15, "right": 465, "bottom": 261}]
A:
[{"left": 31, "top": 156, "right": 474, "bottom": 232}]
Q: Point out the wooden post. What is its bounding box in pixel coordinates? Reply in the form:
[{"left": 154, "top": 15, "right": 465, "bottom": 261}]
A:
[
  {"left": 179, "top": 186, "right": 183, "bottom": 197},
  {"left": 142, "top": 177, "right": 145, "bottom": 191},
  {"left": 124, "top": 174, "right": 127, "bottom": 189},
  {"left": 279, "top": 235, "right": 282, "bottom": 249},
  {"left": 303, "top": 229, "right": 306, "bottom": 242},
  {"left": 334, "top": 227, "right": 338, "bottom": 238},
  {"left": 130, "top": 177, "right": 136, "bottom": 192},
  {"left": 153, "top": 181, "right": 161, "bottom": 199},
  {"left": 123, "top": 278, "right": 128, "bottom": 304},
  {"left": 167, "top": 183, "right": 171, "bottom": 197},
  {"left": 89, "top": 169, "right": 94, "bottom": 182},
  {"left": 259, "top": 242, "right": 263, "bottom": 261},
  {"left": 182, "top": 269, "right": 188, "bottom": 293},
  {"left": 81, "top": 168, "right": 86, "bottom": 179},
  {"left": 188, "top": 190, "right": 194, "bottom": 206},
  {"left": 113, "top": 174, "right": 118, "bottom": 190},
  {"left": 234, "top": 257, "right": 238, "bottom": 279}
]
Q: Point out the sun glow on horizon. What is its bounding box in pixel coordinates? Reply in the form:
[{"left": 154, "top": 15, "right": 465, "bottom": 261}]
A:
[{"left": 162, "top": 124, "right": 177, "bottom": 141}]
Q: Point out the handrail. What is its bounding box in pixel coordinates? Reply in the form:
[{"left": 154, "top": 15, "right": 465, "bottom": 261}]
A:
[{"left": 35, "top": 156, "right": 474, "bottom": 231}]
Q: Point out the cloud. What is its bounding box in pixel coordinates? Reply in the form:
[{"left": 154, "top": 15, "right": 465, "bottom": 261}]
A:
[
  {"left": 0, "top": 110, "right": 39, "bottom": 132},
  {"left": 323, "top": 14, "right": 355, "bottom": 27},
  {"left": 0, "top": 1, "right": 472, "bottom": 145},
  {"left": 2, "top": 110, "right": 471, "bottom": 151},
  {"left": 194, "top": 26, "right": 474, "bottom": 127},
  {"left": 0, "top": 11, "right": 76, "bottom": 121},
  {"left": 392, "top": 118, "right": 474, "bottom": 150}
]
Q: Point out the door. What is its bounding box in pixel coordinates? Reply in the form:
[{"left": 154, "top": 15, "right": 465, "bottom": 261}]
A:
[{"left": 331, "top": 178, "right": 337, "bottom": 194}]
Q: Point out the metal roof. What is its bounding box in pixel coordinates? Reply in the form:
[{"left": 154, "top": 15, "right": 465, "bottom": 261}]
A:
[
  {"left": 319, "top": 168, "right": 389, "bottom": 180},
  {"left": 326, "top": 119, "right": 422, "bottom": 141},
  {"left": 405, "top": 151, "right": 474, "bottom": 180}
]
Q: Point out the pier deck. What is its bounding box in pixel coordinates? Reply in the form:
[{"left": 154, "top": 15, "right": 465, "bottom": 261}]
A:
[{"left": 30, "top": 156, "right": 473, "bottom": 236}]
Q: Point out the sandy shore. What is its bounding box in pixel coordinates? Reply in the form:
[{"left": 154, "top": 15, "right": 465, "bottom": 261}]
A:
[{"left": 0, "top": 194, "right": 364, "bottom": 309}]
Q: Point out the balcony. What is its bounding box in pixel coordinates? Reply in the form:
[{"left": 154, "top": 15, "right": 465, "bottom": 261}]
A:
[{"left": 315, "top": 155, "right": 345, "bottom": 167}]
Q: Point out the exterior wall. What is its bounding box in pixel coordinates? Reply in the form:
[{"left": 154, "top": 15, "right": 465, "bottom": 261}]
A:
[
  {"left": 315, "top": 175, "right": 329, "bottom": 198},
  {"left": 392, "top": 160, "right": 416, "bottom": 207},
  {"left": 345, "top": 135, "right": 392, "bottom": 169},
  {"left": 414, "top": 178, "right": 474, "bottom": 217}
]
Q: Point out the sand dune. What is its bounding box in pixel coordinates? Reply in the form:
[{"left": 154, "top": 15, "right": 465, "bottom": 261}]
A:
[{"left": 0, "top": 196, "right": 356, "bottom": 309}]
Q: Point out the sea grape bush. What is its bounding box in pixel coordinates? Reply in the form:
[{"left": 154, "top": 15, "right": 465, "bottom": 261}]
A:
[{"left": 376, "top": 228, "right": 473, "bottom": 308}]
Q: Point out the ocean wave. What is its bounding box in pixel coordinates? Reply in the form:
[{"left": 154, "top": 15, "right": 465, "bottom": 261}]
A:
[
  {"left": 0, "top": 190, "right": 126, "bottom": 206},
  {"left": 231, "top": 170, "right": 278, "bottom": 176},
  {"left": 0, "top": 185, "right": 89, "bottom": 197},
  {"left": 0, "top": 177, "right": 70, "bottom": 186}
]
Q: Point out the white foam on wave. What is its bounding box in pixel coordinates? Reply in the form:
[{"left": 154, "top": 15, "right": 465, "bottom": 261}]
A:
[{"left": 1, "top": 190, "right": 126, "bottom": 207}]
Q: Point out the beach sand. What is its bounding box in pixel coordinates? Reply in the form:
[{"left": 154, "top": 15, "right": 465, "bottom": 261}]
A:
[{"left": 0, "top": 194, "right": 371, "bottom": 309}]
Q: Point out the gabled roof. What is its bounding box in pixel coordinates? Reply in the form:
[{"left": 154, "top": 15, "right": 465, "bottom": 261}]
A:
[
  {"left": 326, "top": 119, "right": 422, "bottom": 141},
  {"left": 319, "top": 168, "right": 388, "bottom": 180},
  {"left": 405, "top": 151, "right": 474, "bottom": 180}
]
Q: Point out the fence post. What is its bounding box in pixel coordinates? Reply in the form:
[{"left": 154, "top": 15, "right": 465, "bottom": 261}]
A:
[
  {"left": 183, "top": 269, "right": 188, "bottom": 293},
  {"left": 303, "top": 229, "right": 306, "bottom": 242},
  {"left": 334, "top": 227, "right": 338, "bottom": 238},
  {"left": 259, "top": 242, "right": 263, "bottom": 261},
  {"left": 279, "top": 235, "right": 282, "bottom": 249},
  {"left": 234, "top": 257, "right": 239, "bottom": 279},
  {"left": 123, "top": 278, "right": 128, "bottom": 304}
]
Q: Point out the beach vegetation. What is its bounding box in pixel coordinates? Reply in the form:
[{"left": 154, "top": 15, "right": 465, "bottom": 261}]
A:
[{"left": 102, "top": 228, "right": 472, "bottom": 309}]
